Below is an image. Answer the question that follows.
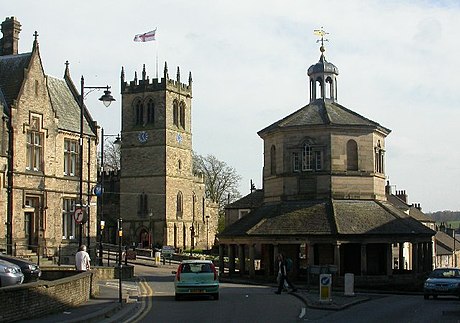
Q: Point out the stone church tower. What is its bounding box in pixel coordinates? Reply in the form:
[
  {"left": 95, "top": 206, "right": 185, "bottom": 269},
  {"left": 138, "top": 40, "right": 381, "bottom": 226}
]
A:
[{"left": 119, "top": 63, "right": 218, "bottom": 250}]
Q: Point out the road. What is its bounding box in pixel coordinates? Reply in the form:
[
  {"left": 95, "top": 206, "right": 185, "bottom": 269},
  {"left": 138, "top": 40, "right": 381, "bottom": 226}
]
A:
[
  {"left": 127, "top": 264, "right": 305, "bottom": 323},
  {"left": 125, "top": 264, "right": 460, "bottom": 323}
]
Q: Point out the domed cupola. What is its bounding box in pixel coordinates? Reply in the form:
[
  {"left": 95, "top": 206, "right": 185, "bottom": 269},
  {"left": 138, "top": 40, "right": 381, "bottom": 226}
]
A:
[{"left": 308, "top": 28, "right": 339, "bottom": 103}]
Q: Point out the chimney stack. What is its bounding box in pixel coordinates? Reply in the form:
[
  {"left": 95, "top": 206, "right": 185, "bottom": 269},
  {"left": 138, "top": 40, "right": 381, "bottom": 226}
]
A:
[{"left": 0, "top": 17, "right": 21, "bottom": 56}]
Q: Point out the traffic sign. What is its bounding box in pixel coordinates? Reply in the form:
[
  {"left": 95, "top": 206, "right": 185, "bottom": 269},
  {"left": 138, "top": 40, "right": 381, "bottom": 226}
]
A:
[{"left": 74, "top": 208, "right": 84, "bottom": 224}]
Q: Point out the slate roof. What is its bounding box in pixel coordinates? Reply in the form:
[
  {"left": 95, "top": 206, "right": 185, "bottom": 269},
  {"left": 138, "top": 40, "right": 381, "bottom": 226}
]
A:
[
  {"left": 258, "top": 99, "right": 391, "bottom": 136},
  {"left": 435, "top": 230, "right": 460, "bottom": 253},
  {"left": 0, "top": 52, "right": 32, "bottom": 108},
  {"left": 386, "top": 194, "right": 434, "bottom": 223},
  {"left": 225, "top": 189, "right": 264, "bottom": 210},
  {"left": 219, "top": 199, "right": 434, "bottom": 239},
  {"left": 47, "top": 75, "right": 94, "bottom": 135}
]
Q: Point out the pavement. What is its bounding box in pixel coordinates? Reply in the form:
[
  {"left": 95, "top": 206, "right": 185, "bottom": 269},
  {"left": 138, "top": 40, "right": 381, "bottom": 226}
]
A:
[{"left": 23, "top": 258, "right": 373, "bottom": 322}]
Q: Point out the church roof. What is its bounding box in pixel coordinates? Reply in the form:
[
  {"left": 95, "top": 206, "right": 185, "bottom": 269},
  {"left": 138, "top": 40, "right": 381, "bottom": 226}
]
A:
[
  {"left": 219, "top": 199, "right": 434, "bottom": 239},
  {"left": 225, "top": 189, "right": 264, "bottom": 210},
  {"left": 258, "top": 100, "right": 391, "bottom": 136},
  {"left": 47, "top": 75, "right": 94, "bottom": 135},
  {"left": 0, "top": 52, "right": 32, "bottom": 108}
]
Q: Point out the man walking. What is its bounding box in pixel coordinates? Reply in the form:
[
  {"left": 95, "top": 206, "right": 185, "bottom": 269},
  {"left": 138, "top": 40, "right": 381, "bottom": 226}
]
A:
[{"left": 75, "top": 245, "right": 91, "bottom": 271}]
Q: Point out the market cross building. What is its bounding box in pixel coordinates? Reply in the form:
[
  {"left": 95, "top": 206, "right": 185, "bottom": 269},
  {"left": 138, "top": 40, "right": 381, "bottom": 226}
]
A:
[{"left": 219, "top": 37, "right": 435, "bottom": 280}]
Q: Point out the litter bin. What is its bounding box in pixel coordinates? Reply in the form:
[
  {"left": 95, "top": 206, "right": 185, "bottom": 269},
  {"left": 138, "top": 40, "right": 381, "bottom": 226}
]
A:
[{"left": 155, "top": 251, "right": 161, "bottom": 265}]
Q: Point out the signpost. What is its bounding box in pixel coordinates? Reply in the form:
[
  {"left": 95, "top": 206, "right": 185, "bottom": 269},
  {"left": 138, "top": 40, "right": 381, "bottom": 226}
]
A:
[{"left": 162, "top": 245, "right": 175, "bottom": 264}]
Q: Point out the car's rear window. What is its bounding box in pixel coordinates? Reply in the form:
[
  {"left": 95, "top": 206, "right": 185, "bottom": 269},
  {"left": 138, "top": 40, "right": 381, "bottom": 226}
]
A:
[
  {"left": 181, "top": 263, "right": 212, "bottom": 273},
  {"left": 430, "top": 269, "right": 460, "bottom": 278}
]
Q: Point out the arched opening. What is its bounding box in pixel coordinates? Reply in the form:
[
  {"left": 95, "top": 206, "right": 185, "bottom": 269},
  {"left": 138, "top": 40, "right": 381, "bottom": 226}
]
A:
[
  {"left": 347, "top": 140, "right": 358, "bottom": 171},
  {"left": 173, "top": 100, "right": 179, "bottom": 126},
  {"left": 270, "top": 145, "right": 276, "bottom": 175}
]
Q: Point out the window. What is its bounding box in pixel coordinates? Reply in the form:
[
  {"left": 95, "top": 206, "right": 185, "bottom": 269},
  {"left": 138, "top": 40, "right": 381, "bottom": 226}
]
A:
[
  {"left": 374, "top": 141, "right": 385, "bottom": 173},
  {"left": 176, "top": 191, "right": 183, "bottom": 219},
  {"left": 347, "top": 140, "right": 358, "bottom": 171},
  {"left": 179, "top": 102, "right": 186, "bottom": 129},
  {"left": 26, "top": 121, "right": 43, "bottom": 171},
  {"left": 135, "top": 100, "right": 144, "bottom": 125},
  {"left": 302, "top": 144, "right": 312, "bottom": 171},
  {"left": 315, "top": 151, "right": 323, "bottom": 171},
  {"left": 64, "top": 139, "right": 78, "bottom": 176},
  {"left": 173, "top": 100, "right": 179, "bottom": 126},
  {"left": 147, "top": 99, "right": 155, "bottom": 124},
  {"left": 270, "top": 145, "right": 276, "bottom": 175},
  {"left": 62, "top": 198, "right": 76, "bottom": 239},
  {"left": 292, "top": 152, "right": 300, "bottom": 172},
  {"left": 138, "top": 193, "right": 148, "bottom": 217}
]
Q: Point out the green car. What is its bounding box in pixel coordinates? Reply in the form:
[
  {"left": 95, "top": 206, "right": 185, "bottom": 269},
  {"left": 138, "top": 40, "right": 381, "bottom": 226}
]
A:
[{"left": 173, "top": 260, "right": 219, "bottom": 301}]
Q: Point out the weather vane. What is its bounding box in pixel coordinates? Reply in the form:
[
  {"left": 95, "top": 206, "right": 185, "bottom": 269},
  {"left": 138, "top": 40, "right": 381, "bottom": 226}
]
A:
[{"left": 314, "top": 27, "right": 329, "bottom": 53}]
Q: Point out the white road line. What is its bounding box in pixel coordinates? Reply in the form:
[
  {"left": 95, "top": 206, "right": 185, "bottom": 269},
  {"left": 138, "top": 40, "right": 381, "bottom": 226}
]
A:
[{"left": 299, "top": 307, "right": 306, "bottom": 319}]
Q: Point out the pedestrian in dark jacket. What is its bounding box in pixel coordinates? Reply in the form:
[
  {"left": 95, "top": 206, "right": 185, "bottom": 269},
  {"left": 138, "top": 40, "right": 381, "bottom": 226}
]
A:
[{"left": 275, "top": 253, "right": 297, "bottom": 294}]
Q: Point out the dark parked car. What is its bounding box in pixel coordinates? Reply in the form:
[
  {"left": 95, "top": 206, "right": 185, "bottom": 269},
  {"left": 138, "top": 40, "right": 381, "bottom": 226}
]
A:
[
  {"left": 0, "top": 254, "right": 41, "bottom": 283},
  {"left": 424, "top": 267, "right": 460, "bottom": 299}
]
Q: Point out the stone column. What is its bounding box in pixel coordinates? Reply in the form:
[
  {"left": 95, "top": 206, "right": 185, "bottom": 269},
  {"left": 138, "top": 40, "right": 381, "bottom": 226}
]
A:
[
  {"left": 248, "top": 244, "right": 256, "bottom": 278},
  {"left": 218, "top": 244, "right": 224, "bottom": 276},
  {"left": 428, "top": 240, "right": 433, "bottom": 272},
  {"left": 386, "top": 243, "right": 392, "bottom": 275},
  {"left": 360, "top": 244, "right": 367, "bottom": 275},
  {"left": 398, "top": 242, "right": 404, "bottom": 271},
  {"left": 307, "top": 243, "right": 315, "bottom": 266},
  {"left": 334, "top": 243, "right": 341, "bottom": 276},
  {"left": 273, "top": 245, "right": 279, "bottom": 277},
  {"left": 228, "top": 244, "right": 235, "bottom": 276},
  {"left": 412, "top": 242, "right": 418, "bottom": 273},
  {"left": 238, "top": 244, "right": 245, "bottom": 276}
]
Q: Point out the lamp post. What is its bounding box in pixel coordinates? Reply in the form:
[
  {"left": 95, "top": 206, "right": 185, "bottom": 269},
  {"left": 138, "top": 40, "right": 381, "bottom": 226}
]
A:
[
  {"left": 206, "top": 215, "right": 210, "bottom": 251},
  {"left": 118, "top": 217, "right": 123, "bottom": 303},
  {"left": 78, "top": 76, "right": 115, "bottom": 248},
  {"left": 148, "top": 209, "right": 153, "bottom": 250},
  {"left": 99, "top": 220, "right": 105, "bottom": 266},
  {"left": 98, "top": 127, "right": 121, "bottom": 265}
]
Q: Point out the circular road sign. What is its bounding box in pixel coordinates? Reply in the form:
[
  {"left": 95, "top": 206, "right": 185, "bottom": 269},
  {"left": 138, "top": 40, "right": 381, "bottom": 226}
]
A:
[{"left": 73, "top": 208, "right": 84, "bottom": 224}]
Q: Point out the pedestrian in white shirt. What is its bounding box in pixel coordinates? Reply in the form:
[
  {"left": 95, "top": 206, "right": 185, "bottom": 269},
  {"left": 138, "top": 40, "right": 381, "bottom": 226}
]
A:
[{"left": 75, "top": 245, "right": 91, "bottom": 271}]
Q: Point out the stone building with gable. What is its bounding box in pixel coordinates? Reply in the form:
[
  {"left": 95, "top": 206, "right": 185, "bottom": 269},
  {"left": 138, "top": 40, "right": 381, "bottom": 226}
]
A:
[
  {"left": 117, "top": 63, "right": 218, "bottom": 250},
  {"left": 0, "top": 17, "right": 98, "bottom": 261},
  {"left": 219, "top": 40, "right": 435, "bottom": 279}
]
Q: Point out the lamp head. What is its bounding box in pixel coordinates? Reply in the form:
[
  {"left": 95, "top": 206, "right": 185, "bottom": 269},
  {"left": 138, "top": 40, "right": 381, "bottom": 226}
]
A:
[{"left": 99, "top": 87, "right": 116, "bottom": 107}]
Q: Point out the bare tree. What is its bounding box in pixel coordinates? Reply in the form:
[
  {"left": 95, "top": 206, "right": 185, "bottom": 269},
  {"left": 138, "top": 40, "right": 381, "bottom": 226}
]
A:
[
  {"left": 193, "top": 152, "right": 242, "bottom": 212},
  {"left": 100, "top": 139, "right": 121, "bottom": 171}
]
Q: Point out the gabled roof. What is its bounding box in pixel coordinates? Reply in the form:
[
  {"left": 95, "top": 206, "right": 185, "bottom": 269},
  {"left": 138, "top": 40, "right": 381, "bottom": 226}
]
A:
[
  {"left": 258, "top": 99, "right": 391, "bottom": 137},
  {"left": 0, "top": 52, "right": 32, "bottom": 108},
  {"left": 386, "top": 194, "right": 434, "bottom": 223},
  {"left": 219, "top": 199, "right": 434, "bottom": 239},
  {"left": 47, "top": 76, "right": 94, "bottom": 135},
  {"left": 225, "top": 189, "right": 264, "bottom": 210},
  {"left": 435, "top": 230, "right": 460, "bottom": 253}
]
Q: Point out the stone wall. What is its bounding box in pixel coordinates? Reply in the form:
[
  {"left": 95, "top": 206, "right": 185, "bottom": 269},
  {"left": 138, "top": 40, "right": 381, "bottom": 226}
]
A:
[{"left": 0, "top": 265, "right": 134, "bottom": 322}]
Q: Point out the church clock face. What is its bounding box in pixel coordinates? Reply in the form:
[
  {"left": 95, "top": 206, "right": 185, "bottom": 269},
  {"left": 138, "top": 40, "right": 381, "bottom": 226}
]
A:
[
  {"left": 138, "top": 131, "right": 148, "bottom": 143},
  {"left": 176, "top": 133, "right": 183, "bottom": 144}
]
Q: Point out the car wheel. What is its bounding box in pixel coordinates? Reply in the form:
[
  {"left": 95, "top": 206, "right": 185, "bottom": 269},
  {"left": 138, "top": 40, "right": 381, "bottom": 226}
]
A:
[
  {"left": 424, "top": 294, "right": 429, "bottom": 300},
  {"left": 213, "top": 293, "right": 219, "bottom": 300},
  {"left": 175, "top": 294, "right": 181, "bottom": 301}
]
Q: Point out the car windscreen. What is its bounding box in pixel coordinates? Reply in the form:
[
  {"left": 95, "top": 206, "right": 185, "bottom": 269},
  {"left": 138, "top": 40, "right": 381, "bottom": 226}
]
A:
[{"left": 181, "top": 263, "right": 212, "bottom": 273}]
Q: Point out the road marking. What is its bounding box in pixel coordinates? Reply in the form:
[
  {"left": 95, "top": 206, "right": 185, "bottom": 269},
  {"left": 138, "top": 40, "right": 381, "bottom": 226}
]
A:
[
  {"left": 299, "top": 307, "right": 306, "bottom": 319},
  {"left": 124, "top": 277, "right": 153, "bottom": 323}
]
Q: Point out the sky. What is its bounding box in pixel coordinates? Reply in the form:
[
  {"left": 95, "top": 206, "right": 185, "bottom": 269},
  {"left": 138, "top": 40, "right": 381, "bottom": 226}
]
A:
[{"left": 2, "top": 0, "right": 460, "bottom": 213}]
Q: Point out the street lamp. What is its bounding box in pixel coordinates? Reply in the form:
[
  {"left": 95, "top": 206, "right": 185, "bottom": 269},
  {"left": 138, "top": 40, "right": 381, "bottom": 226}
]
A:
[
  {"left": 206, "top": 215, "right": 210, "bottom": 251},
  {"left": 118, "top": 217, "right": 123, "bottom": 303},
  {"left": 78, "top": 76, "right": 115, "bottom": 248},
  {"left": 148, "top": 209, "right": 153, "bottom": 250},
  {"left": 98, "top": 127, "right": 121, "bottom": 264}
]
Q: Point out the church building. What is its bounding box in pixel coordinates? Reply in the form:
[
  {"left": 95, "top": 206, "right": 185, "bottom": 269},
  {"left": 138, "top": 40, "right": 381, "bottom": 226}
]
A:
[
  {"left": 219, "top": 32, "right": 435, "bottom": 279},
  {"left": 118, "top": 63, "right": 218, "bottom": 250}
]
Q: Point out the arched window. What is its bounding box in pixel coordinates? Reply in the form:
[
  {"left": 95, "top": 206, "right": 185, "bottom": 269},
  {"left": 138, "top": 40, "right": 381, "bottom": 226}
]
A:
[
  {"left": 315, "top": 77, "right": 323, "bottom": 99},
  {"left": 178, "top": 159, "right": 182, "bottom": 171},
  {"left": 147, "top": 99, "right": 154, "bottom": 124},
  {"left": 135, "top": 100, "right": 144, "bottom": 125},
  {"left": 325, "top": 77, "right": 333, "bottom": 99},
  {"left": 138, "top": 193, "right": 148, "bottom": 217},
  {"left": 347, "top": 140, "right": 358, "bottom": 171},
  {"left": 173, "top": 100, "right": 179, "bottom": 126},
  {"left": 302, "top": 144, "right": 313, "bottom": 171},
  {"left": 270, "top": 145, "right": 276, "bottom": 175},
  {"left": 176, "top": 191, "right": 183, "bottom": 219},
  {"left": 179, "top": 101, "right": 186, "bottom": 129},
  {"left": 374, "top": 141, "right": 385, "bottom": 173}
]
